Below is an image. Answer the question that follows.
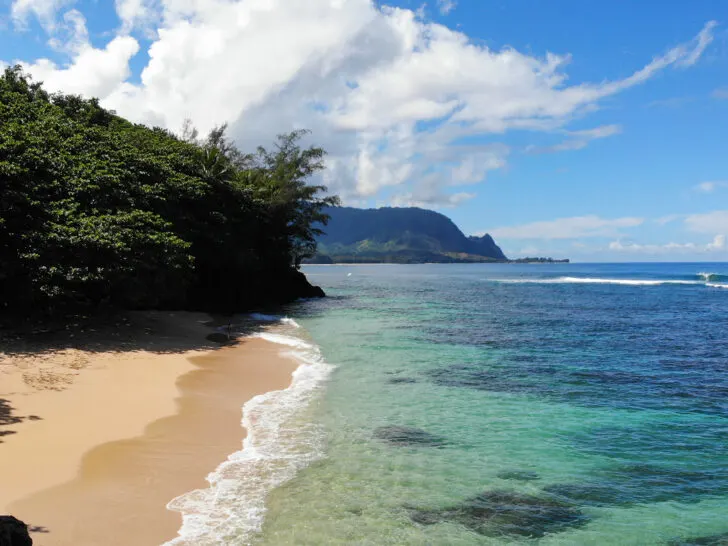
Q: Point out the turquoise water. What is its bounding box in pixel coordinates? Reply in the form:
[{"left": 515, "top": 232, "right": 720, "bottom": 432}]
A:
[
  {"left": 171, "top": 263, "right": 728, "bottom": 544},
  {"left": 253, "top": 263, "right": 728, "bottom": 545}
]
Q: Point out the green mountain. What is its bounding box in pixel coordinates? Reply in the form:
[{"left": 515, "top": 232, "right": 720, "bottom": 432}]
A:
[{"left": 309, "top": 207, "right": 508, "bottom": 263}]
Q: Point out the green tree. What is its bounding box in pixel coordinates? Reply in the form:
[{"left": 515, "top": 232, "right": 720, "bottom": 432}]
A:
[
  {"left": 245, "top": 130, "right": 340, "bottom": 267},
  {"left": 1, "top": 66, "right": 335, "bottom": 317}
]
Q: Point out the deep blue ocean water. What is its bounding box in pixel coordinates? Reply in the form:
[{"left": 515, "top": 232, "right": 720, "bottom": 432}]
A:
[{"left": 179, "top": 263, "right": 728, "bottom": 545}]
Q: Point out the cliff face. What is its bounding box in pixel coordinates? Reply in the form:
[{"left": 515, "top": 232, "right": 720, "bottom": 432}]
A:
[{"left": 312, "top": 207, "right": 507, "bottom": 263}]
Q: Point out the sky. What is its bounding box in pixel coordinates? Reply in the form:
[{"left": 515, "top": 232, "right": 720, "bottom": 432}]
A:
[{"left": 1, "top": 0, "right": 727, "bottom": 261}]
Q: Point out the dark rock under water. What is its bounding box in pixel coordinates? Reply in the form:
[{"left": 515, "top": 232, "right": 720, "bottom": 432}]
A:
[
  {"left": 387, "top": 377, "right": 418, "bottom": 384},
  {"left": 0, "top": 516, "right": 32, "bottom": 546},
  {"left": 496, "top": 470, "right": 540, "bottom": 482},
  {"left": 544, "top": 463, "right": 728, "bottom": 507},
  {"left": 668, "top": 532, "right": 728, "bottom": 545},
  {"left": 373, "top": 426, "right": 447, "bottom": 447},
  {"left": 409, "top": 490, "right": 588, "bottom": 538}
]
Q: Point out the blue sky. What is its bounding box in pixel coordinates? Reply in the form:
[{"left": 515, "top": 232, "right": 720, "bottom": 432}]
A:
[{"left": 2, "top": 0, "right": 727, "bottom": 261}]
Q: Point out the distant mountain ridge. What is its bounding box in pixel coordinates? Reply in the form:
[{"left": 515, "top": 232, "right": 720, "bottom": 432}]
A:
[{"left": 309, "top": 207, "right": 508, "bottom": 263}]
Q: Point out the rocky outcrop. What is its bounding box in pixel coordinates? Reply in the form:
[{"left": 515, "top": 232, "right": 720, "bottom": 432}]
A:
[
  {"left": 409, "top": 490, "right": 588, "bottom": 538},
  {"left": 373, "top": 426, "right": 447, "bottom": 447},
  {"left": 0, "top": 517, "right": 32, "bottom": 546}
]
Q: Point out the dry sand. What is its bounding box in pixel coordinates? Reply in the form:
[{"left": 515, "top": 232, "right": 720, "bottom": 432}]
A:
[{"left": 0, "top": 311, "right": 297, "bottom": 546}]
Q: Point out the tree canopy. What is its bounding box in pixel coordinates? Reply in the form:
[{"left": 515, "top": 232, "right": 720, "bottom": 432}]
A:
[{"left": 0, "top": 65, "right": 338, "bottom": 316}]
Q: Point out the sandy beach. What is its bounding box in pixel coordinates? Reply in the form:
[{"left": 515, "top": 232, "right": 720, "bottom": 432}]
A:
[{"left": 0, "top": 312, "right": 297, "bottom": 546}]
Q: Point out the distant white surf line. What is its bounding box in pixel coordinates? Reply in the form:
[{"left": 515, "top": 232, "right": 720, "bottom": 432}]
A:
[
  {"left": 491, "top": 277, "right": 704, "bottom": 286},
  {"left": 165, "top": 329, "right": 333, "bottom": 546},
  {"left": 707, "top": 282, "right": 728, "bottom": 289}
]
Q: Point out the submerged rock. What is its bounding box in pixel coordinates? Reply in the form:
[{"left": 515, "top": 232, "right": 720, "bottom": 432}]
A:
[
  {"left": 496, "top": 470, "right": 540, "bottom": 482},
  {"left": 0, "top": 516, "right": 32, "bottom": 546},
  {"left": 387, "top": 377, "right": 418, "bottom": 384},
  {"left": 409, "top": 490, "right": 588, "bottom": 538},
  {"left": 373, "top": 426, "right": 447, "bottom": 447},
  {"left": 668, "top": 533, "right": 728, "bottom": 545},
  {"left": 543, "top": 482, "right": 628, "bottom": 507}
]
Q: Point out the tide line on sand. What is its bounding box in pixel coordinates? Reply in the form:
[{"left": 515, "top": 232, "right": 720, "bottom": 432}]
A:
[{"left": 0, "top": 311, "right": 301, "bottom": 546}]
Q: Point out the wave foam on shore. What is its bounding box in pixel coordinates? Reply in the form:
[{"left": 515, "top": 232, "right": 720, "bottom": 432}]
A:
[{"left": 165, "top": 318, "right": 332, "bottom": 545}]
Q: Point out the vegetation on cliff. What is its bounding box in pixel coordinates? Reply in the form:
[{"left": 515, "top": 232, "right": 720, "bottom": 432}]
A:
[
  {"left": 0, "top": 66, "right": 337, "bottom": 316},
  {"left": 308, "top": 206, "right": 508, "bottom": 263}
]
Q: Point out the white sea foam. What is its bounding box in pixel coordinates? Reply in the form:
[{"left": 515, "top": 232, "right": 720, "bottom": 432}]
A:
[
  {"left": 164, "top": 328, "right": 333, "bottom": 545},
  {"left": 492, "top": 277, "right": 703, "bottom": 286},
  {"left": 707, "top": 282, "right": 728, "bottom": 289},
  {"left": 697, "top": 272, "right": 727, "bottom": 282},
  {"left": 248, "top": 313, "right": 301, "bottom": 328}
]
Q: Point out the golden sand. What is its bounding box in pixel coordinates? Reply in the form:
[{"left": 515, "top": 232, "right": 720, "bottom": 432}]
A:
[{"left": 0, "top": 312, "right": 296, "bottom": 546}]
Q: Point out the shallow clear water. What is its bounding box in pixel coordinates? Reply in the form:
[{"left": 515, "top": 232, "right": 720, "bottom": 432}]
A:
[{"left": 182, "top": 263, "right": 728, "bottom": 545}]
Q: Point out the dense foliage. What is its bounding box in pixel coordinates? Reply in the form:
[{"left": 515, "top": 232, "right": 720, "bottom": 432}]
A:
[
  {"left": 311, "top": 206, "right": 507, "bottom": 263},
  {"left": 0, "top": 66, "right": 338, "bottom": 315}
]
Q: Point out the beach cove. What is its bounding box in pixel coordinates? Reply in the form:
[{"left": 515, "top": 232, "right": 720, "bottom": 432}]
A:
[{"left": 0, "top": 311, "right": 298, "bottom": 546}]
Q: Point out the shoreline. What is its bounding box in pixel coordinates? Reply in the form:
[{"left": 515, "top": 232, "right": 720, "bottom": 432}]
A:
[{"left": 0, "top": 312, "right": 298, "bottom": 546}]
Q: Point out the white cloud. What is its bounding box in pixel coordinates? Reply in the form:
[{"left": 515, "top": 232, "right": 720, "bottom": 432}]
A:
[
  {"left": 648, "top": 96, "right": 694, "bottom": 108},
  {"left": 609, "top": 234, "right": 726, "bottom": 254},
  {"left": 684, "top": 210, "right": 728, "bottom": 234},
  {"left": 526, "top": 124, "right": 621, "bottom": 154},
  {"left": 390, "top": 189, "right": 475, "bottom": 208},
  {"left": 675, "top": 20, "right": 716, "bottom": 66},
  {"left": 713, "top": 88, "right": 728, "bottom": 100},
  {"left": 47, "top": 8, "right": 88, "bottom": 53},
  {"left": 694, "top": 181, "right": 728, "bottom": 193},
  {"left": 11, "top": 0, "right": 74, "bottom": 31},
  {"left": 654, "top": 214, "right": 683, "bottom": 226},
  {"left": 707, "top": 234, "right": 726, "bottom": 250},
  {"left": 20, "top": 10, "right": 140, "bottom": 99},
  {"left": 115, "top": 0, "right": 158, "bottom": 34},
  {"left": 436, "top": 0, "right": 457, "bottom": 15},
  {"left": 608, "top": 240, "right": 696, "bottom": 253},
  {"left": 5, "top": 1, "right": 718, "bottom": 205},
  {"left": 484, "top": 215, "right": 644, "bottom": 240}
]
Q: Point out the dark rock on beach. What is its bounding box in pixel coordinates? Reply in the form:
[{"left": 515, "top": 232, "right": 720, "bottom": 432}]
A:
[
  {"left": 409, "top": 490, "right": 588, "bottom": 538},
  {"left": 373, "top": 426, "right": 447, "bottom": 447},
  {"left": 205, "top": 332, "right": 234, "bottom": 344},
  {"left": 0, "top": 516, "right": 32, "bottom": 546}
]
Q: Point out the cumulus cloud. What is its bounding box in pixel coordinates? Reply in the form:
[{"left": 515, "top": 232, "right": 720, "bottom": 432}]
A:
[
  {"left": 3, "top": 0, "right": 718, "bottom": 205},
  {"left": 19, "top": 8, "right": 139, "bottom": 98},
  {"left": 11, "top": 0, "right": 74, "bottom": 30},
  {"left": 115, "top": 0, "right": 158, "bottom": 34},
  {"left": 484, "top": 215, "right": 644, "bottom": 240}
]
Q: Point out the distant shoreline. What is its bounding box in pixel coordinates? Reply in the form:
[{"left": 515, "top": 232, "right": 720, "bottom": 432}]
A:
[{"left": 304, "top": 258, "right": 570, "bottom": 265}]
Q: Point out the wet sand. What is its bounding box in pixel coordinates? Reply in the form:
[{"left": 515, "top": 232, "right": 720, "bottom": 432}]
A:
[{"left": 0, "top": 313, "right": 296, "bottom": 545}]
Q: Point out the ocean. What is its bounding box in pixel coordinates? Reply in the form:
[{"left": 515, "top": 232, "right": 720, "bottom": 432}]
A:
[{"left": 171, "top": 263, "right": 728, "bottom": 545}]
